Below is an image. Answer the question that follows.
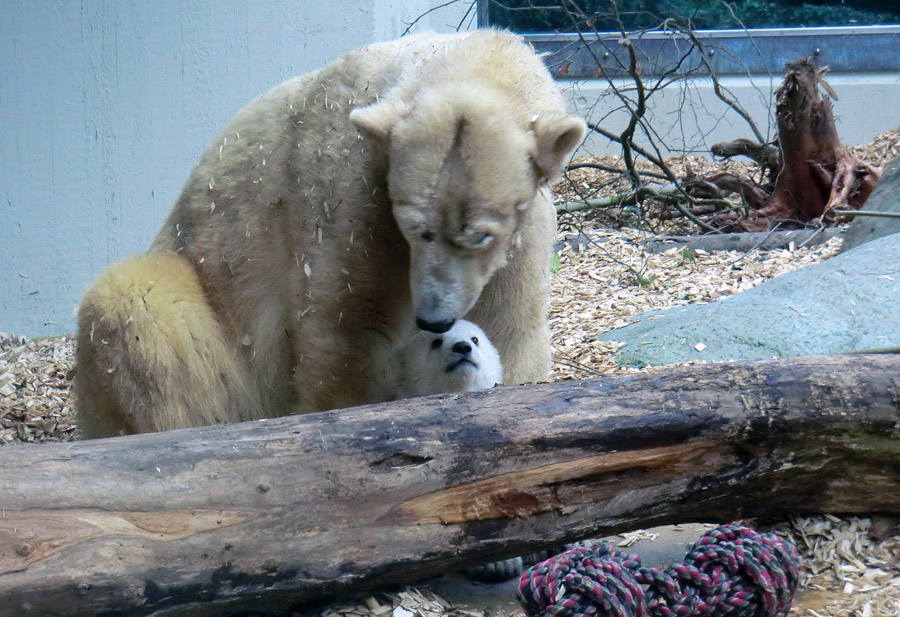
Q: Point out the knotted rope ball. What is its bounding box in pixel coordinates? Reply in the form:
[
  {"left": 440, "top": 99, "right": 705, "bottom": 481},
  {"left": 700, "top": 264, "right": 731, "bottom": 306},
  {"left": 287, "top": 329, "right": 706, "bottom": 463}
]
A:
[{"left": 517, "top": 524, "right": 800, "bottom": 617}]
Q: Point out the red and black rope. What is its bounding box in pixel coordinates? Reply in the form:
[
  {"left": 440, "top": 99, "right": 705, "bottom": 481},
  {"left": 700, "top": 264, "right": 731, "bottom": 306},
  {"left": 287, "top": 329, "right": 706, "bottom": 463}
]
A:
[{"left": 516, "top": 525, "right": 800, "bottom": 617}]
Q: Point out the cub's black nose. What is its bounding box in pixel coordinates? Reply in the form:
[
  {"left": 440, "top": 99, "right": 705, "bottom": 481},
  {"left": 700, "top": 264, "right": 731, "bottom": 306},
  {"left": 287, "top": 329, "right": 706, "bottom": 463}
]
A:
[
  {"left": 451, "top": 341, "right": 472, "bottom": 355},
  {"left": 416, "top": 318, "right": 455, "bottom": 333}
]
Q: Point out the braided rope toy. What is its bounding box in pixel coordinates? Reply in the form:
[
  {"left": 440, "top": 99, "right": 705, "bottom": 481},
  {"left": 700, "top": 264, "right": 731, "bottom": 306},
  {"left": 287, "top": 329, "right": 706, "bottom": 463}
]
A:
[{"left": 517, "top": 524, "right": 800, "bottom": 617}]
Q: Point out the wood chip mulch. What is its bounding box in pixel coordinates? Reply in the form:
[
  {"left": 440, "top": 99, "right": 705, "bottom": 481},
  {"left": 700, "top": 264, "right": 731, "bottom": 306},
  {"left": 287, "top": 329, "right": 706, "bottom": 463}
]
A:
[{"left": 0, "top": 333, "right": 77, "bottom": 444}]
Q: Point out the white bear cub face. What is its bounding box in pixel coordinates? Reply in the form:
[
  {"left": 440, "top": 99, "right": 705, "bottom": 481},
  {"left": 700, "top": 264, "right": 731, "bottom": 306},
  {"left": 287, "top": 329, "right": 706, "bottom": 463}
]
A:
[{"left": 400, "top": 319, "right": 503, "bottom": 398}]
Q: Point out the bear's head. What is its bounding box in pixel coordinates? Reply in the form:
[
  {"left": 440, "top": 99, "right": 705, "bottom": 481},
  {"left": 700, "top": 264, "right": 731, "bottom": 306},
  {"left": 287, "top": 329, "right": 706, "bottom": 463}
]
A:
[{"left": 350, "top": 83, "right": 584, "bottom": 333}]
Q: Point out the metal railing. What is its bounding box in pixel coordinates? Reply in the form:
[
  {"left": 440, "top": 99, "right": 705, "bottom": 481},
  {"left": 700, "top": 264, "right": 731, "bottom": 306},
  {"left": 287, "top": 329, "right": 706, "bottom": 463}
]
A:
[{"left": 519, "top": 26, "right": 900, "bottom": 78}]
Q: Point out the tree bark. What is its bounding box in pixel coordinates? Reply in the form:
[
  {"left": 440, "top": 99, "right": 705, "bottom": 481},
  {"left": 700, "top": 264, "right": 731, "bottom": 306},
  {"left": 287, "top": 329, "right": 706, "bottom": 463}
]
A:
[
  {"left": 1, "top": 354, "right": 899, "bottom": 616},
  {"left": 717, "top": 59, "right": 881, "bottom": 231}
]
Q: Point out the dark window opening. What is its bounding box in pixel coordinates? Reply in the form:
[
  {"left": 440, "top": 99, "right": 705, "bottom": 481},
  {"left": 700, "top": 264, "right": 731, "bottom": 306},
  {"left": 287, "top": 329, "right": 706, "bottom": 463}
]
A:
[
  {"left": 478, "top": 0, "right": 900, "bottom": 76},
  {"left": 487, "top": 1, "right": 900, "bottom": 33}
]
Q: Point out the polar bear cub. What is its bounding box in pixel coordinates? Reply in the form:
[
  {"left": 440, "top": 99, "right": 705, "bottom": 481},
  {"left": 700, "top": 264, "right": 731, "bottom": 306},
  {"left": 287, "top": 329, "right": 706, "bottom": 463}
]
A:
[{"left": 399, "top": 320, "right": 502, "bottom": 398}]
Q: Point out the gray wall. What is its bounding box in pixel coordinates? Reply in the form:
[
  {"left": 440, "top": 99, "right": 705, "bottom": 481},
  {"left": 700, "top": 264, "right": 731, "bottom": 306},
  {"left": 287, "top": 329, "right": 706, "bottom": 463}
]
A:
[
  {"left": 566, "top": 71, "right": 900, "bottom": 160},
  {"left": 0, "top": 0, "right": 472, "bottom": 337}
]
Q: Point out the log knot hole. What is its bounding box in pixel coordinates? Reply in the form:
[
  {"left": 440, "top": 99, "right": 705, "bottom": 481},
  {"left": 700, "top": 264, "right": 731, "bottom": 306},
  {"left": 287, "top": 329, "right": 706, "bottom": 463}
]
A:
[{"left": 370, "top": 452, "right": 434, "bottom": 471}]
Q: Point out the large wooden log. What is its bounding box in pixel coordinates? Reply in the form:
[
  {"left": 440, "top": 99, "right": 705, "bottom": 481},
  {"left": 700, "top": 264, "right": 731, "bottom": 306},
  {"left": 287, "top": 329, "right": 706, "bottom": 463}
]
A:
[{"left": 1, "top": 354, "right": 899, "bottom": 616}]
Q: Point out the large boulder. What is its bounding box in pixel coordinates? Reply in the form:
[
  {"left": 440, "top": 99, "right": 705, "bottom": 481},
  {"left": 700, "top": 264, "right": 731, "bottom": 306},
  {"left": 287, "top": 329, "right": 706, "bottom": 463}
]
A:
[{"left": 599, "top": 232, "right": 900, "bottom": 367}]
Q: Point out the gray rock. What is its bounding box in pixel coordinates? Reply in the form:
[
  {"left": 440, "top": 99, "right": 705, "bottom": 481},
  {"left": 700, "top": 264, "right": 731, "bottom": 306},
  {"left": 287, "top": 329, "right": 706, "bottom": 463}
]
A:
[
  {"left": 841, "top": 155, "right": 900, "bottom": 252},
  {"left": 599, "top": 232, "right": 900, "bottom": 367},
  {"left": 554, "top": 230, "right": 596, "bottom": 254}
]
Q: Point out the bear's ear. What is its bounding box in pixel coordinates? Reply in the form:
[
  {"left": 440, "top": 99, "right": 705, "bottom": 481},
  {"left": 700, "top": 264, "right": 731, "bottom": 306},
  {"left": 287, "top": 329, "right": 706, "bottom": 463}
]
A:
[
  {"left": 532, "top": 115, "right": 587, "bottom": 181},
  {"left": 349, "top": 99, "right": 410, "bottom": 141}
]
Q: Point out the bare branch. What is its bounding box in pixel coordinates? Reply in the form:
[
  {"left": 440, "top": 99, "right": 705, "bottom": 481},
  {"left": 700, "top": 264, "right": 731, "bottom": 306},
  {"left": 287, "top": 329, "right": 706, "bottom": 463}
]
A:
[
  {"left": 585, "top": 121, "right": 721, "bottom": 232},
  {"left": 557, "top": 186, "right": 735, "bottom": 215},
  {"left": 456, "top": 0, "right": 478, "bottom": 30},
  {"left": 711, "top": 138, "right": 781, "bottom": 172},
  {"left": 566, "top": 162, "right": 668, "bottom": 181},
  {"left": 402, "top": 0, "right": 463, "bottom": 36},
  {"left": 683, "top": 29, "right": 767, "bottom": 144},
  {"left": 835, "top": 209, "right": 900, "bottom": 220}
]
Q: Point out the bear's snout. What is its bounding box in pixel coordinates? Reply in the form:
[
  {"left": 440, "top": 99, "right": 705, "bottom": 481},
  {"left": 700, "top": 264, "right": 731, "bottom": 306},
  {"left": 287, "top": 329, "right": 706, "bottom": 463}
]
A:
[
  {"left": 452, "top": 341, "right": 472, "bottom": 356},
  {"left": 416, "top": 317, "right": 455, "bottom": 333}
]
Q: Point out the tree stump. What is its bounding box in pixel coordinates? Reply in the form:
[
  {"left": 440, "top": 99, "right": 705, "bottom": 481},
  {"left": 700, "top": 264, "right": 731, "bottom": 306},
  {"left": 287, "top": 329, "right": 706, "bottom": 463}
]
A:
[{"left": 713, "top": 58, "right": 881, "bottom": 231}]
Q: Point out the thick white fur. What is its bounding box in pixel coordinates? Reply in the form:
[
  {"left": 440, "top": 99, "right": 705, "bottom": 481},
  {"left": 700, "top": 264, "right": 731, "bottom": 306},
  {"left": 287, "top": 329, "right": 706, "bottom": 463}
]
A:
[
  {"left": 398, "top": 320, "right": 502, "bottom": 399},
  {"left": 75, "top": 30, "right": 585, "bottom": 437}
]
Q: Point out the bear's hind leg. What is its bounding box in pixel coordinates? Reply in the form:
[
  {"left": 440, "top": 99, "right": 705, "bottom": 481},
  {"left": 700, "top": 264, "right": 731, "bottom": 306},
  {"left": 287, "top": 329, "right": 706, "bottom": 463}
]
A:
[{"left": 75, "top": 253, "right": 257, "bottom": 438}]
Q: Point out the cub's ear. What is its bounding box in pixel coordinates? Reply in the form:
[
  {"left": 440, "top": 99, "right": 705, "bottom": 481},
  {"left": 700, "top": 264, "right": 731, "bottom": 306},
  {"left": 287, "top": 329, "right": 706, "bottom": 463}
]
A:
[
  {"left": 349, "top": 99, "right": 410, "bottom": 141},
  {"left": 532, "top": 115, "right": 587, "bottom": 181}
]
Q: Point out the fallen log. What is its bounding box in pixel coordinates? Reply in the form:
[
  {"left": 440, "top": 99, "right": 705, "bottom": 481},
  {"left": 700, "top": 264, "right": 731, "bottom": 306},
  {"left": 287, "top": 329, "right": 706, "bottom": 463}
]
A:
[{"left": 1, "top": 354, "right": 899, "bottom": 616}]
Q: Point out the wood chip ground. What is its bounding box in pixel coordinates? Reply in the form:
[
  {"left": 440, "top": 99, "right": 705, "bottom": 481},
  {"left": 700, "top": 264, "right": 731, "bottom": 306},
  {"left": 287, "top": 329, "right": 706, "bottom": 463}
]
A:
[{"left": 2, "top": 128, "right": 899, "bottom": 616}]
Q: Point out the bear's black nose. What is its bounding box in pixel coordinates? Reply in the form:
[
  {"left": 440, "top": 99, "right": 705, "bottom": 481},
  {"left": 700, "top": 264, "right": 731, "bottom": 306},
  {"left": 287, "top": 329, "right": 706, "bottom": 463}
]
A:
[
  {"left": 452, "top": 341, "right": 472, "bottom": 355},
  {"left": 416, "top": 318, "right": 455, "bottom": 333}
]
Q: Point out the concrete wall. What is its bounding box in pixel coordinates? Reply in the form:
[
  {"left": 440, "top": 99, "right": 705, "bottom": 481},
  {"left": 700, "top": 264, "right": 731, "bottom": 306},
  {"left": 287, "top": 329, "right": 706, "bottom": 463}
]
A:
[
  {"left": 0, "top": 0, "right": 472, "bottom": 337},
  {"left": 563, "top": 72, "right": 900, "bottom": 159}
]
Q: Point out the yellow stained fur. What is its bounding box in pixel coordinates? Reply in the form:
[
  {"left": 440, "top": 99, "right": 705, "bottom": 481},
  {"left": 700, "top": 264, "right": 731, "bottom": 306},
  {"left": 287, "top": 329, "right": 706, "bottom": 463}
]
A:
[
  {"left": 75, "top": 30, "right": 586, "bottom": 437},
  {"left": 75, "top": 254, "right": 264, "bottom": 436}
]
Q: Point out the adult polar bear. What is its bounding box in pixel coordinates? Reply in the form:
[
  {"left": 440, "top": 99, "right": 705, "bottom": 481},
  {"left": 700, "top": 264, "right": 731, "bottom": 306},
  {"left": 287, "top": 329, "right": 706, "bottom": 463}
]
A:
[{"left": 75, "top": 30, "right": 585, "bottom": 438}]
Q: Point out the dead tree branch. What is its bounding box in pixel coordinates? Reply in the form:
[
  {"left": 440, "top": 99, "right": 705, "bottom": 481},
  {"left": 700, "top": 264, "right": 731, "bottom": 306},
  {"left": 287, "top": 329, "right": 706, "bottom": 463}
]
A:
[{"left": 710, "top": 138, "right": 782, "bottom": 176}]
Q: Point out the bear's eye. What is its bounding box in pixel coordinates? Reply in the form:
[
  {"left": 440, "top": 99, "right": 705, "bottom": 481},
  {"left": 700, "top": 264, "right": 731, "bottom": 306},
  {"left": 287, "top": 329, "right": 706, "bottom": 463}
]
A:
[
  {"left": 471, "top": 336, "right": 479, "bottom": 346},
  {"left": 474, "top": 233, "right": 493, "bottom": 248},
  {"left": 421, "top": 231, "right": 435, "bottom": 242},
  {"left": 430, "top": 338, "right": 442, "bottom": 350}
]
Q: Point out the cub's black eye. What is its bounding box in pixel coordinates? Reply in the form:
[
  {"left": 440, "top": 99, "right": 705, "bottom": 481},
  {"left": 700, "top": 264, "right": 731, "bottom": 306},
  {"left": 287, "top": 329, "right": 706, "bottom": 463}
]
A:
[
  {"left": 430, "top": 338, "right": 442, "bottom": 350},
  {"left": 471, "top": 336, "right": 479, "bottom": 346},
  {"left": 421, "top": 231, "right": 435, "bottom": 242}
]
